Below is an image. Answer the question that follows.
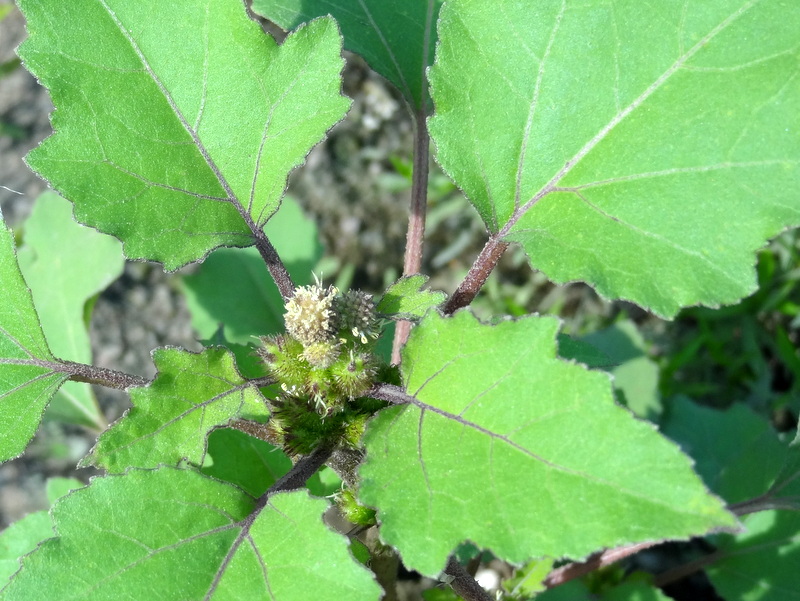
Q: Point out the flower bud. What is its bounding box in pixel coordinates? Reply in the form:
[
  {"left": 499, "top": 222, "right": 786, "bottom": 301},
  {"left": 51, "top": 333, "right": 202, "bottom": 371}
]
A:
[{"left": 334, "top": 289, "right": 379, "bottom": 345}]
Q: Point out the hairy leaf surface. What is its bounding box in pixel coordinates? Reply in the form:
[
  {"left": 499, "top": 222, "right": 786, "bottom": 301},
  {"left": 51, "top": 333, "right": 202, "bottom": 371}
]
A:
[
  {"left": 0, "top": 469, "right": 380, "bottom": 600},
  {"left": 17, "top": 193, "right": 123, "bottom": 429},
  {"left": 86, "top": 348, "right": 269, "bottom": 472},
  {"left": 429, "top": 0, "right": 800, "bottom": 316},
  {"left": 359, "top": 311, "right": 737, "bottom": 575},
  {"left": 0, "top": 214, "right": 68, "bottom": 462},
  {"left": 377, "top": 274, "right": 447, "bottom": 320},
  {"left": 252, "top": 0, "right": 442, "bottom": 110},
  {"left": 17, "top": 0, "right": 350, "bottom": 269}
]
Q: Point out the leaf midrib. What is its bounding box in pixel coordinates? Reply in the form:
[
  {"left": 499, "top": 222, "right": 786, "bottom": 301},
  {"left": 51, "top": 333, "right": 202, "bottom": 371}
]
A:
[
  {"left": 97, "top": 0, "right": 238, "bottom": 207},
  {"left": 499, "top": 0, "right": 762, "bottom": 239}
]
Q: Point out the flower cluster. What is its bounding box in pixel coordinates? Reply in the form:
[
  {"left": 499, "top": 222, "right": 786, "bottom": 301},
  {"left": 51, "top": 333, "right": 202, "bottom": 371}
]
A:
[
  {"left": 258, "top": 282, "right": 386, "bottom": 456},
  {"left": 259, "top": 283, "right": 381, "bottom": 415}
]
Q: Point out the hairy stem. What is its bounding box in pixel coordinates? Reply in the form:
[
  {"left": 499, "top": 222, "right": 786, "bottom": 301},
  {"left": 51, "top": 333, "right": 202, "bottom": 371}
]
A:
[
  {"left": 246, "top": 375, "right": 278, "bottom": 388},
  {"left": 443, "top": 236, "right": 509, "bottom": 315},
  {"left": 543, "top": 495, "right": 764, "bottom": 589},
  {"left": 205, "top": 444, "right": 335, "bottom": 598},
  {"left": 256, "top": 442, "right": 334, "bottom": 507},
  {"left": 326, "top": 447, "right": 364, "bottom": 489},
  {"left": 367, "top": 383, "right": 414, "bottom": 405},
  {"left": 229, "top": 418, "right": 283, "bottom": 448},
  {"left": 362, "top": 527, "right": 401, "bottom": 601},
  {"left": 61, "top": 360, "right": 150, "bottom": 390},
  {"left": 445, "top": 556, "right": 492, "bottom": 601},
  {"left": 392, "top": 107, "right": 431, "bottom": 364},
  {"left": 728, "top": 493, "right": 799, "bottom": 516},
  {"left": 251, "top": 223, "right": 295, "bottom": 300}
]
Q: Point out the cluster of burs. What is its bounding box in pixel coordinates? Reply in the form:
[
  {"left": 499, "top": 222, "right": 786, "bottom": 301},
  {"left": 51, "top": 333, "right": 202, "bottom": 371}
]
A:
[{"left": 258, "top": 282, "right": 387, "bottom": 454}]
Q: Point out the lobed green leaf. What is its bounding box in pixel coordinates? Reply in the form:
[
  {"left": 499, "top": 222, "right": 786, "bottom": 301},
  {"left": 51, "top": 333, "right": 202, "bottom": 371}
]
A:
[
  {"left": 360, "top": 311, "right": 737, "bottom": 576},
  {"left": 17, "top": 192, "right": 123, "bottom": 429},
  {"left": 429, "top": 0, "right": 800, "bottom": 316},
  {"left": 0, "top": 211, "right": 68, "bottom": 463},
  {"left": 0, "top": 469, "right": 381, "bottom": 600},
  {"left": 85, "top": 347, "right": 269, "bottom": 472},
  {"left": 18, "top": 0, "right": 350, "bottom": 269},
  {"left": 252, "top": 0, "right": 443, "bottom": 110},
  {"left": 377, "top": 274, "right": 447, "bottom": 321}
]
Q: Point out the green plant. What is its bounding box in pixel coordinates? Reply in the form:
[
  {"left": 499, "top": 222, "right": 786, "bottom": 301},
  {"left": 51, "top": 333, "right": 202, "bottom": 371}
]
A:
[{"left": 1, "top": 1, "right": 799, "bottom": 600}]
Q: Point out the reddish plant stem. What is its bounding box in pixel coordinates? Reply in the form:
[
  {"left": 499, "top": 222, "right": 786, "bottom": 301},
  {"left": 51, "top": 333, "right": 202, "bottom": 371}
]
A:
[
  {"left": 443, "top": 236, "right": 509, "bottom": 315},
  {"left": 229, "top": 418, "right": 283, "bottom": 447},
  {"left": 367, "top": 383, "right": 413, "bottom": 405},
  {"left": 252, "top": 223, "right": 295, "bottom": 300},
  {"left": 542, "top": 495, "right": 767, "bottom": 590},
  {"left": 542, "top": 542, "right": 659, "bottom": 588},
  {"left": 445, "top": 557, "right": 492, "bottom": 601},
  {"left": 60, "top": 360, "right": 150, "bottom": 390},
  {"left": 391, "top": 107, "right": 431, "bottom": 365}
]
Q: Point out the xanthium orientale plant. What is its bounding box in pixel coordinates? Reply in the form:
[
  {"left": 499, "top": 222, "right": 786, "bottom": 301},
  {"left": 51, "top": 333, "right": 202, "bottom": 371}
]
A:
[{"left": 1, "top": 1, "right": 799, "bottom": 600}]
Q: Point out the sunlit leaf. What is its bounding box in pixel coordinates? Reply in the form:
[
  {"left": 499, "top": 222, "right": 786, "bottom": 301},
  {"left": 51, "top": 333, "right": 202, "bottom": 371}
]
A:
[
  {"left": 429, "top": 0, "right": 800, "bottom": 316},
  {"left": 0, "top": 212, "right": 68, "bottom": 462},
  {"left": 18, "top": 0, "right": 350, "bottom": 269},
  {"left": 377, "top": 274, "right": 446, "bottom": 321},
  {"left": 85, "top": 347, "right": 269, "bottom": 472},
  {"left": 0, "top": 469, "right": 381, "bottom": 600},
  {"left": 360, "top": 311, "right": 736, "bottom": 576},
  {"left": 17, "top": 192, "right": 123, "bottom": 429}
]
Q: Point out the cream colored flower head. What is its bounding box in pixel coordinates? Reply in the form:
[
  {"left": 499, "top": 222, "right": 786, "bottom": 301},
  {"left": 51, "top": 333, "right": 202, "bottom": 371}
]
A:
[{"left": 284, "top": 283, "right": 338, "bottom": 346}]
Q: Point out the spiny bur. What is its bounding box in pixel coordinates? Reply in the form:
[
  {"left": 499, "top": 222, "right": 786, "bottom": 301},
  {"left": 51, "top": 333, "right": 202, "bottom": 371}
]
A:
[
  {"left": 334, "top": 289, "right": 381, "bottom": 344},
  {"left": 335, "top": 488, "right": 377, "bottom": 527},
  {"left": 259, "top": 281, "right": 384, "bottom": 454}
]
